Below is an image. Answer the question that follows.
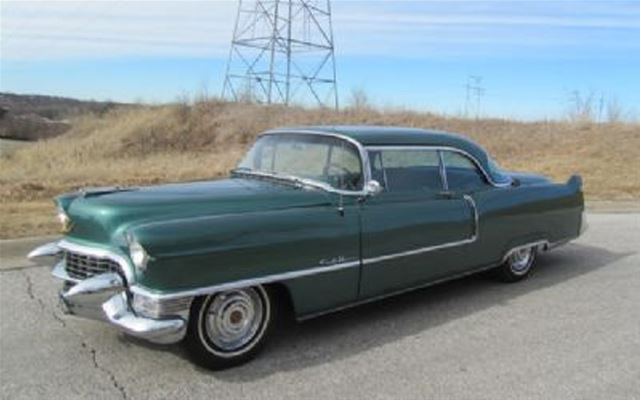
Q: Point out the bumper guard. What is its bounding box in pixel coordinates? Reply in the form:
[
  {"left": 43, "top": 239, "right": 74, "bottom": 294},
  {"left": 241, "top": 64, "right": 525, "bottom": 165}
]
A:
[{"left": 29, "top": 242, "right": 186, "bottom": 345}]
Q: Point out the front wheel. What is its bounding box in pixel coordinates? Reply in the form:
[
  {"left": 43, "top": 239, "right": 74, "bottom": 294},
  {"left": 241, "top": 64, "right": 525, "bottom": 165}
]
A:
[
  {"left": 494, "top": 245, "right": 537, "bottom": 282},
  {"left": 185, "top": 285, "right": 275, "bottom": 370}
]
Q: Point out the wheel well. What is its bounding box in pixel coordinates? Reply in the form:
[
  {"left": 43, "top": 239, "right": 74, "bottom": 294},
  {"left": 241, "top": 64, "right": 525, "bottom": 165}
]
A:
[
  {"left": 187, "top": 282, "right": 296, "bottom": 324},
  {"left": 265, "top": 282, "right": 296, "bottom": 324}
]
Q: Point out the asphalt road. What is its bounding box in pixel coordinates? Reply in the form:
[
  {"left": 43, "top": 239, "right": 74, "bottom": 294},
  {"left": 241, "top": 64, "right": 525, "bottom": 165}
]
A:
[{"left": 1, "top": 213, "right": 639, "bottom": 400}]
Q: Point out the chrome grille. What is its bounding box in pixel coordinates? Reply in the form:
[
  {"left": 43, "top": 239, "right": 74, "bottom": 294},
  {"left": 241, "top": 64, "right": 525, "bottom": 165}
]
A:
[{"left": 64, "top": 250, "right": 121, "bottom": 280}]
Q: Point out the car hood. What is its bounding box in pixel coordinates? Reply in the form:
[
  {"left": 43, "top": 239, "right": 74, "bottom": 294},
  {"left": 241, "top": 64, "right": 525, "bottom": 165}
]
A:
[{"left": 63, "top": 178, "right": 329, "bottom": 244}]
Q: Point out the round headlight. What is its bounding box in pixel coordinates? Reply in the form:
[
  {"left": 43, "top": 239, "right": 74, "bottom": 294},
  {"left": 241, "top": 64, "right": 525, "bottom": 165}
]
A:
[{"left": 128, "top": 237, "right": 150, "bottom": 272}]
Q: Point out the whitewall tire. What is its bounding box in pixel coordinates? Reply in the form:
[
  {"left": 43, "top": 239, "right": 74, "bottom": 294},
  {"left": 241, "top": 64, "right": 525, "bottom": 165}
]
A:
[{"left": 185, "top": 285, "right": 275, "bottom": 370}]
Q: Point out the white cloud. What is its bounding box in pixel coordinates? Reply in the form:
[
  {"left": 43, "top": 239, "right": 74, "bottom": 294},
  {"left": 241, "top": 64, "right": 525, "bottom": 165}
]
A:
[
  {"left": 1, "top": 0, "right": 639, "bottom": 61},
  {"left": 1, "top": 1, "right": 237, "bottom": 60}
]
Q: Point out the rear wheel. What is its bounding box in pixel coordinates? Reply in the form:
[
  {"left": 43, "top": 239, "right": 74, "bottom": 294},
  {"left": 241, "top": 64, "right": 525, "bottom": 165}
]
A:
[
  {"left": 185, "top": 285, "right": 275, "bottom": 370},
  {"left": 495, "top": 245, "right": 537, "bottom": 282}
]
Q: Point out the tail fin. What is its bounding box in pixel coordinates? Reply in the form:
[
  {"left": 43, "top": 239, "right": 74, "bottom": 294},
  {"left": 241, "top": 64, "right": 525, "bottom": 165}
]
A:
[{"left": 567, "top": 174, "right": 583, "bottom": 190}]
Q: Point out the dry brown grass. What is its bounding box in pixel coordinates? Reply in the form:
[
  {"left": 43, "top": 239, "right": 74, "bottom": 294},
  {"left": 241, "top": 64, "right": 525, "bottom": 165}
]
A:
[{"left": 1, "top": 100, "right": 639, "bottom": 238}]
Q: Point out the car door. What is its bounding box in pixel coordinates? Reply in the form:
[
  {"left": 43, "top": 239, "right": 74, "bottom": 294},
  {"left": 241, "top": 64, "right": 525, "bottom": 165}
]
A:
[
  {"left": 359, "top": 147, "right": 477, "bottom": 298},
  {"left": 439, "top": 149, "right": 499, "bottom": 272}
]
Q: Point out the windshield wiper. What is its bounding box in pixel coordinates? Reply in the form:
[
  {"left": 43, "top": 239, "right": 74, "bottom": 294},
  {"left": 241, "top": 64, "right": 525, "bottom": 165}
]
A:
[{"left": 231, "top": 168, "right": 329, "bottom": 192}]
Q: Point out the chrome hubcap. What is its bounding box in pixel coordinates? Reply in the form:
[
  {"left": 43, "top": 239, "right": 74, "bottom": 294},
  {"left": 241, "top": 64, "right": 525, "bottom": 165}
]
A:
[
  {"left": 204, "top": 288, "right": 265, "bottom": 352},
  {"left": 509, "top": 247, "right": 534, "bottom": 275}
]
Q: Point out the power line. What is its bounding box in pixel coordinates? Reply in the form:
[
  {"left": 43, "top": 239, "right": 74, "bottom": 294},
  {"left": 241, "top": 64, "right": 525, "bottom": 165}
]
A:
[{"left": 465, "top": 75, "right": 485, "bottom": 119}]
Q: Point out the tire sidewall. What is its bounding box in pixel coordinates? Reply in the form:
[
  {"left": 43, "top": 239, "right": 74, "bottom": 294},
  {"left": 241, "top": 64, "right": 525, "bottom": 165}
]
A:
[
  {"left": 185, "top": 285, "right": 275, "bottom": 370},
  {"left": 498, "top": 246, "right": 537, "bottom": 282}
]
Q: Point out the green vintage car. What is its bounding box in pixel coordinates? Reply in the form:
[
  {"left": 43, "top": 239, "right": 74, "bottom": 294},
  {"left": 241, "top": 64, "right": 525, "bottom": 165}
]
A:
[{"left": 29, "top": 126, "right": 585, "bottom": 369}]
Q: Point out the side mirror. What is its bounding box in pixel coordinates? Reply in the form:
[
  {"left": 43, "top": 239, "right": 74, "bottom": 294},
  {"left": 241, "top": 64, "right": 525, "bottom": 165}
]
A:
[{"left": 365, "top": 180, "right": 383, "bottom": 196}]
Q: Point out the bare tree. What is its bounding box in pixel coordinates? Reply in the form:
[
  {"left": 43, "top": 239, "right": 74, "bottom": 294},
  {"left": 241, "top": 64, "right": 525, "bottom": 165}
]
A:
[
  {"left": 236, "top": 82, "right": 258, "bottom": 104},
  {"left": 567, "top": 90, "right": 596, "bottom": 123},
  {"left": 194, "top": 80, "right": 211, "bottom": 104},
  {"left": 349, "top": 87, "right": 370, "bottom": 111},
  {"left": 606, "top": 96, "right": 624, "bottom": 123}
]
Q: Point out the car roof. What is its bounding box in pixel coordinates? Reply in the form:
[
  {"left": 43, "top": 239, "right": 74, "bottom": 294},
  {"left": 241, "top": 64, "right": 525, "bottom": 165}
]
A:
[{"left": 264, "top": 125, "right": 494, "bottom": 177}]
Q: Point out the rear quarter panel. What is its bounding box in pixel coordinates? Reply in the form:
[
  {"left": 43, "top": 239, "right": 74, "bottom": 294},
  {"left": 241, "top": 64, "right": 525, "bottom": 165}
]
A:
[{"left": 467, "top": 178, "right": 583, "bottom": 269}]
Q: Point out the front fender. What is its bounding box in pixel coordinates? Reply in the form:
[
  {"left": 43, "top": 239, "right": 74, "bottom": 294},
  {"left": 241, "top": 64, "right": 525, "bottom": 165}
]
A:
[{"left": 129, "top": 202, "right": 361, "bottom": 293}]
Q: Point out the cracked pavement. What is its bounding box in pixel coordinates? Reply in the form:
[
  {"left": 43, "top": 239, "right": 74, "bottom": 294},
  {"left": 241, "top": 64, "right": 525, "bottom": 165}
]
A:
[{"left": 1, "top": 213, "right": 639, "bottom": 400}]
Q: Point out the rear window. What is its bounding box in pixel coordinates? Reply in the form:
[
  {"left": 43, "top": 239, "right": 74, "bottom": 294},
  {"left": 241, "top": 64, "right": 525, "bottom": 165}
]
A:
[{"left": 441, "top": 151, "right": 488, "bottom": 192}]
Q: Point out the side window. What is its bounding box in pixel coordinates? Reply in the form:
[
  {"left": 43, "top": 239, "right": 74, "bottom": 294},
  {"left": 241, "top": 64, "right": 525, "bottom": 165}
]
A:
[
  {"left": 442, "top": 151, "right": 488, "bottom": 192},
  {"left": 372, "top": 149, "right": 443, "bottom": 192},
  {"left": 327, "top": 142, "right": 363, "bottom": 190}
]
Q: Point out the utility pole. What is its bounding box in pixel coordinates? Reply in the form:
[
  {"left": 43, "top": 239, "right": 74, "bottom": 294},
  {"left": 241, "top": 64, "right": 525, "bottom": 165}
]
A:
[
  {"left": 222, "top": 0, "right": 339, "bottom": 109},
  {"left": 465, "top": 75, "right": 485, "bottom": 119}
]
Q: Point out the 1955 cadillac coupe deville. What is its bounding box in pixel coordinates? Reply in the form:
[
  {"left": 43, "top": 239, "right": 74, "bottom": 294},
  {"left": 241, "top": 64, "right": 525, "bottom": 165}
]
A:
[{"left": 29, "top": 126, "right": 585, "bottom": 369}]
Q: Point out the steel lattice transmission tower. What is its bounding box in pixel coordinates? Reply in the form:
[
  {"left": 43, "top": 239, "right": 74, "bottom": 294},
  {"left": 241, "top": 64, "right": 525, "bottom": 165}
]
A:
[{"left": 222, "top": 0, "right": 339, "bottom": 109}]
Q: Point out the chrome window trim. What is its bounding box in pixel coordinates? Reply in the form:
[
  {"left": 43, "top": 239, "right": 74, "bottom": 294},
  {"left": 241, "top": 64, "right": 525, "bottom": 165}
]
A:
[
  {"left": 248, "top": 131, "right": 511, "bottom": 194},
  {"left": 57, "top": 239, "right": 136, "bottom": 284},
  {"left": 365, "top": 145, "right": 512, "bottom": 188},
  {"left": 438, "top": 150, "right": 449, "bottom": 190},
  {"left": 250, "top": 129, "right": 373, "bottom": 196},
  {"left": 365, "top": 146, "right": 445, "bottom": 192}
]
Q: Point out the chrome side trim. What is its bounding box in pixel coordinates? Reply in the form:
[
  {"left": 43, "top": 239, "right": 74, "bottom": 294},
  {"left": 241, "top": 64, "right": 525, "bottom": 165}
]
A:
[
  {"left": 258, "top": 129, "right": 373, "bottom": 196},
  {"left": 365, "top": 145, "right": 512, "bottom": 188},
  {"left": 57, "top": 239, "right": 135, "bottom": 284},
  {"left": 464, "top": 194, "right": 479, "bottom": 241},
  {"left": 299, "top": 238, "right": 552, "bottom": 321},
  {"left": 362, "top": 194, "right": 479, "bottom": 265},
  {"left": 130, "top": 258, "right": 362, "bottom": 301},
  {"left": 131, "top": 195, "right": 480, "bottom": 301},
  {"left": 299, "top": 261, "right": 501, "bottom": 321}
]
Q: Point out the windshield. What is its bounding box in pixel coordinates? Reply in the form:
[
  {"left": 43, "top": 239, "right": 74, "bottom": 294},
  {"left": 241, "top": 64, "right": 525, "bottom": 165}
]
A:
[{"left": 237, "top": 134, "right": 364, "bottom": 191}]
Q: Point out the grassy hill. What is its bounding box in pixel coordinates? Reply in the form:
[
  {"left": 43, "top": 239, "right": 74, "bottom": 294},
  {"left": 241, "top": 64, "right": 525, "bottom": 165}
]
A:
[
  {"left": 0, "top": 92, "right": 128, "bottom": 141},
  {"left": 1, "top": 99, "right": 638, "bottom": 238}
]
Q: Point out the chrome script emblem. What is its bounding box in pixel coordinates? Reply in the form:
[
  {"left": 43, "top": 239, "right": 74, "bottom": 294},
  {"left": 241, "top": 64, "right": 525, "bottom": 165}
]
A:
[{"left": 319, "top": 256, "right": 347, "bottom": 266}]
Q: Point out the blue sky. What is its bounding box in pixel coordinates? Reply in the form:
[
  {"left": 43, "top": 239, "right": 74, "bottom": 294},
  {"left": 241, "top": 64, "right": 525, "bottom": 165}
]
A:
[{"left": 1, "top": 0, "right": 639, "bottom": 120}]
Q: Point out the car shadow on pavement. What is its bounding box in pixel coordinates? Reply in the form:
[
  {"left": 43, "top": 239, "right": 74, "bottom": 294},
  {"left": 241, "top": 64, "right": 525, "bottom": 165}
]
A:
[{"left": 123, "top": 242, "right": 633, "bottom": 379}]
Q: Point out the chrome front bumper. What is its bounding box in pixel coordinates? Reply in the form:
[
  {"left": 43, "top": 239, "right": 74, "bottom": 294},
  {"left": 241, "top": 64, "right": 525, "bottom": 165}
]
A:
[{"left": 28, "top": 242, "right": 186, "bottom": 345}]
